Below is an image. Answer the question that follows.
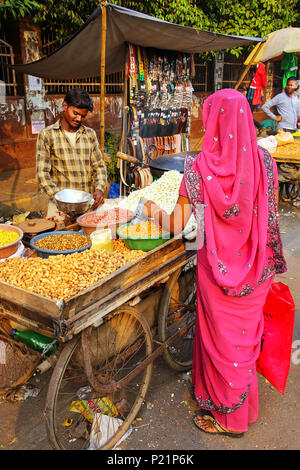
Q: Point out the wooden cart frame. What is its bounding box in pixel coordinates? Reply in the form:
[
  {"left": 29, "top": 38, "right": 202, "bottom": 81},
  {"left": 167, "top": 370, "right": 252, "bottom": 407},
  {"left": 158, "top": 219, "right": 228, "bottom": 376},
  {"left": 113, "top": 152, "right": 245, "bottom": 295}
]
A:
[{"left": 273, "top": 149, "right": 300, "bottom": 203}]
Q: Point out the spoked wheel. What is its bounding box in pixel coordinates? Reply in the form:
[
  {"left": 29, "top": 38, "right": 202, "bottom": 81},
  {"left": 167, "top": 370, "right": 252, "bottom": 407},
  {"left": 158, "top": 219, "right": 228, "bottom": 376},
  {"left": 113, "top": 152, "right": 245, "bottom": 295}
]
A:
[
  {"left": 158, "top": 264, "right": 197, "bottom": 371},
  {"left": 280, "top": 181, "right": 300, "bottom": 202},
  {"left": 45, "top": 306, "right": 152, "bottom": 450},
  {"left": 0, "top": 315, "right": 41, "bottom": 393},
  {"left": 0, "top": 333, "right": 41, "bottom": 393}
]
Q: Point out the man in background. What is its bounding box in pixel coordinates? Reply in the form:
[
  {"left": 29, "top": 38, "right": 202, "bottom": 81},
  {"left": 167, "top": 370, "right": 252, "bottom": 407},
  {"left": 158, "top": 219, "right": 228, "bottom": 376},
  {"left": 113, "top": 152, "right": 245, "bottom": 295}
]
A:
[{"left": 262, "top": 77, "right": 300, "bottom": 131}]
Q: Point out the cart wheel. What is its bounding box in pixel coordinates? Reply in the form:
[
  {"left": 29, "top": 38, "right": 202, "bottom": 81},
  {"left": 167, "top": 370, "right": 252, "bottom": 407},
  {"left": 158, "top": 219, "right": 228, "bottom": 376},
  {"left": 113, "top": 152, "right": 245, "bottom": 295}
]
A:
[
  {"left": 45, "top": 306, "right": 152, "bottom": 450},
  {"left": 158, "top": 264, "right": 196, "bottom": 371},
  {"left": 280, "top": 182, "right": 300, "bottom": 202},
  {"left": 0, "top": 333, "right": 41, "bottom": 392}
]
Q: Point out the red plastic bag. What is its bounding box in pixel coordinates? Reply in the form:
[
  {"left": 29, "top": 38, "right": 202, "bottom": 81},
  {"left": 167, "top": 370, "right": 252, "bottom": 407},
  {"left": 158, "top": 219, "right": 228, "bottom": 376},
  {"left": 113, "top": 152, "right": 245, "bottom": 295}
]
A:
[{"left": 256, "top": 282, "right": 295, "bottom": 394}]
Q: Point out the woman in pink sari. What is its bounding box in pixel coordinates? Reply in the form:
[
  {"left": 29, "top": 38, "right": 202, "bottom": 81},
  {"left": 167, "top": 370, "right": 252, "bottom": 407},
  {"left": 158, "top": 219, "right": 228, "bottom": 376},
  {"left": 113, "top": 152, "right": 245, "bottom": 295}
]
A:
[{"left": 143, "top": 89, "right": 287, "bottom": 437}]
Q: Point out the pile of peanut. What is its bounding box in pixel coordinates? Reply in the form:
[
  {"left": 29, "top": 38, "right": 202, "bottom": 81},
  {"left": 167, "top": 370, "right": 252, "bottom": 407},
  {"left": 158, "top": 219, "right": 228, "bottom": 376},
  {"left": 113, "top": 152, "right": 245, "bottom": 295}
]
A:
[
  {"left": 0, "top": 242, "right": 145, "bottom": 301},
  {"left": 112, "top": 240, "right": 145, "bottom": 261}
]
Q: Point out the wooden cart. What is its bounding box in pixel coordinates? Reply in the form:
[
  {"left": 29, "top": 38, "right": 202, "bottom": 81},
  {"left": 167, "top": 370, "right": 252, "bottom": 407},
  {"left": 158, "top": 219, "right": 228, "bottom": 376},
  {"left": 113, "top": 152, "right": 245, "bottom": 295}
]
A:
[
  {"left": 272, "top": 141, "right": 300, "bottom": 202},
  {"left": 0, "top": 236, "right": 197, "bottom": 450}
]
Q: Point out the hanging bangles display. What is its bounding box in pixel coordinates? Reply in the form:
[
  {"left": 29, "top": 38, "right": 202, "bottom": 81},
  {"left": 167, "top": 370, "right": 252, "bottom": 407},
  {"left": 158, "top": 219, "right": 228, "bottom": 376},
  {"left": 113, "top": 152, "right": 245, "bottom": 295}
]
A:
[{"left": 126, "top": 45, "right": 194, "bottom": 160}]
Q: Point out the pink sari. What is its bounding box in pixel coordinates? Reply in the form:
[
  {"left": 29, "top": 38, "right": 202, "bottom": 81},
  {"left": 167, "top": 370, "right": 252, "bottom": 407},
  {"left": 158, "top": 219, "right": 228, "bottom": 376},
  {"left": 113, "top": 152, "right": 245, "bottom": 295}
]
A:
[{"left": 180, "top": 89, "right": 286, "bottom": 432}]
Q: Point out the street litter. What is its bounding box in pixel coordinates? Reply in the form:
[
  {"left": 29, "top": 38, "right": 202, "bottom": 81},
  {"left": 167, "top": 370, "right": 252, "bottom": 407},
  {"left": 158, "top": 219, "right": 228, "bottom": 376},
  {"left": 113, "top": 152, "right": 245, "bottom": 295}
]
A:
[
  {"left": 69, "top": 397, "right": 118, "bottom": 423},
  {"left": 62, "top": 418, "right": 73, "bottom": 427},
  {"left": 0, "top": 384, "right": 40, "bottom": 402},
  {"left": 22, "top": 384, "right": 40, "bottom": 400},
  {"left": 88, "top": 414, "right": 132, "bottom": 450},
  {"left": 76, "top": 385, "right": 92, "bottom": 400}
]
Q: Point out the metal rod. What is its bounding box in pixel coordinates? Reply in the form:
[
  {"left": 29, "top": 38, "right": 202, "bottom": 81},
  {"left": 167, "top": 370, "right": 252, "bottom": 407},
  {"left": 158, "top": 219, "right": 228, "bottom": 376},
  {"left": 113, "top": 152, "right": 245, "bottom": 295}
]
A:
[
  {"left": 100, "top": 1, "right": 107, "bottom": 154},
  {"left": 81, "top": 317, "right": 194, "bottom": 394}
]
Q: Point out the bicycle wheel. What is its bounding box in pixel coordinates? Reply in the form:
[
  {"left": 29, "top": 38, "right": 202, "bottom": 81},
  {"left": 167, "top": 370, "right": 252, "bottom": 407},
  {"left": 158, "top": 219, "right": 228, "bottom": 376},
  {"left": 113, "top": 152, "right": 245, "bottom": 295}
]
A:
[
  {"left": 158, "top": 264, "right": 196, "bottom": 371},
  {"left": 0, "top": 332, "right": 41, "bottom": 392},
  {"left": 280, "top": 181, "right": 300, "bottom": 202},
  {"left": 286, "top": 182, "right": 300, "bottom": 201},
  {"left": 45, "top": 306, "right": 152, "bottom": 450}
]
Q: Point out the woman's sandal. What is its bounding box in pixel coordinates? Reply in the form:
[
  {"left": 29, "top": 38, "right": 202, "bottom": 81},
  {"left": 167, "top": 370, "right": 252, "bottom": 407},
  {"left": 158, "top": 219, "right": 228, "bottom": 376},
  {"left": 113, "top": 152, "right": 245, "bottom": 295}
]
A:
[{"left": 193, "top": 411, "right": 244, "bottom": 438}]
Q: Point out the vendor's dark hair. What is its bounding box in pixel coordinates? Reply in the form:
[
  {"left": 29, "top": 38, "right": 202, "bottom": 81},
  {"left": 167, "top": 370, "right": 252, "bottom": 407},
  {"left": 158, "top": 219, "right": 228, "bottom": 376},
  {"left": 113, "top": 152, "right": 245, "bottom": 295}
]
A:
[
  {"left": 64, "top": 88, "right": 94, "bottom": 111},
  {"left": 286, "top": 77, "right": 297, "bottom": 84}
]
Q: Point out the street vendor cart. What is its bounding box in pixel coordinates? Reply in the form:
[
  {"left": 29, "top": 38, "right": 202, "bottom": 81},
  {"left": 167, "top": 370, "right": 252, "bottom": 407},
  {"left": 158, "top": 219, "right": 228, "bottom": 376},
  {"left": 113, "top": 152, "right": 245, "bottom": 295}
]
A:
[
  {"left": 271, "top": 140, "right": 300, "bottom": 202},
  {"left": 0, "top": 233, "right": 197, "bottom": 449},
  {"left": 1, "top": 2, "right": 264, "bottom": 450}
]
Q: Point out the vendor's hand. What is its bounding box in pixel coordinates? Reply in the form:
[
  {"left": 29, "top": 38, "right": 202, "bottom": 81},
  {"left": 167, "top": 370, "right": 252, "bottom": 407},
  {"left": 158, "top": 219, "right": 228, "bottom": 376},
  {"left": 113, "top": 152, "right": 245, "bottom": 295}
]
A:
[
  {"left": 91, "top": 189, "right": 104, "bottom": 209},
  {"left": 275, "top": 115, "right": 282, "bottom": 122},
  {"left": 142, "top": 200, "right": 153, "bottom": 218},
  {"left": 143, "top": 200, "right": 160, "bottom": 218}
]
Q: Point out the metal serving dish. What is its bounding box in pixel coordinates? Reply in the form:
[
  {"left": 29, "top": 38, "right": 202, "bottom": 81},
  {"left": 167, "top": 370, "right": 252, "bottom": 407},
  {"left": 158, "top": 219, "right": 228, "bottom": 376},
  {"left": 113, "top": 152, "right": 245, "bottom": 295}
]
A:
[
  {"left": 149, "top": 151, "right": 199, "bottom": 179},
  {"left": 54, "top": 189, "right": 93, "bottom": 216}
]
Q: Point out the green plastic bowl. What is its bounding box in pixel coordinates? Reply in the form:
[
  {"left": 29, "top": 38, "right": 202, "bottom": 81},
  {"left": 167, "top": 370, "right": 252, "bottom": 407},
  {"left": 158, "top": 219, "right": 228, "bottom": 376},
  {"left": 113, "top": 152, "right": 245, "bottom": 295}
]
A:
[{"left": 117, "top": 222, "right": 172, "bottom": 252}]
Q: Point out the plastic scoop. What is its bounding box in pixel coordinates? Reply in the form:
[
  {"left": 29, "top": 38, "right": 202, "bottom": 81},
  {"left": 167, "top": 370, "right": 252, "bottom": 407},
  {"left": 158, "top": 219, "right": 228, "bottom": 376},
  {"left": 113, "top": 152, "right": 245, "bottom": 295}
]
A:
[{"left": 131, "top": 198, "right": 148, "bottom": 225}]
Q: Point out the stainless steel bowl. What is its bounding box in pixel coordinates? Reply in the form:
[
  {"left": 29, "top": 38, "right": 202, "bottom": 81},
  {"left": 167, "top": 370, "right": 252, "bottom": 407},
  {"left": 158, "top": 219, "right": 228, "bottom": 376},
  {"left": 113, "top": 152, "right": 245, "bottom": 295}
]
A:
[{"left": 54, "top": 189, "right": 92, "bottom": 216}]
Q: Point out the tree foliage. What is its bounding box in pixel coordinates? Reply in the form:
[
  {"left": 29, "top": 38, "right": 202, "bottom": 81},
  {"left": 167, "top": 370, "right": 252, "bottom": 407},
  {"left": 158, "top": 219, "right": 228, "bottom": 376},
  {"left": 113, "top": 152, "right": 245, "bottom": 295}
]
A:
[
  {"left": 31, "top": 0, "right": 100, "bottom": 41},
  {"left": 198, "top": 0, "right": 300, "bottom": 56},
  {"left": 2, "top": 0, "right": 299, "bottom": 57},
  {"left": 112, "top": 0, "right": 211, "bottom": 29},
  {"left": 0, "top": 0, "right": 40, "bottom": 23},
  {"left": 30, "top": 0, "right": 210, "bottom": 39}
]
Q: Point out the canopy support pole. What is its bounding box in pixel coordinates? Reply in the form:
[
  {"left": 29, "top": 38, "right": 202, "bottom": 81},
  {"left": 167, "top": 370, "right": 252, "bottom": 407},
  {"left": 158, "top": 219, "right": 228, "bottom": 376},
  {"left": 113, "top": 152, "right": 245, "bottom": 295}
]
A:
[
  {"left": 100, "top": 1, "right": 107, "bottom": 155},
  {"left": 119, "top": 45, "right": 130, "bottom": 196},
  {"left": 234, "top": 41, "right": 265, "bottom": 90}
]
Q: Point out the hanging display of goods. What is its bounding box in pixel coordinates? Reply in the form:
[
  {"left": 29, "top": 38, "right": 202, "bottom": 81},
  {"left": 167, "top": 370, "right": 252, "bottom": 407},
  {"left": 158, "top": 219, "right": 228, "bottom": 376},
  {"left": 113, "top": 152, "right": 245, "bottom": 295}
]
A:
[{"left": 127, "top": 44, "right": 193, "bottom": 140}]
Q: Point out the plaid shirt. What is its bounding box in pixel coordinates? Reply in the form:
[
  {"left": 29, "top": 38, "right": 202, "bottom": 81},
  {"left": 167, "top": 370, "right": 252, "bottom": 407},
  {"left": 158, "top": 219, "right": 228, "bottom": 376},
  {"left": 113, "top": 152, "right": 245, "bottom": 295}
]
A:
[{"left": 36, "top": 119, "right": 107, "bottom": 199}]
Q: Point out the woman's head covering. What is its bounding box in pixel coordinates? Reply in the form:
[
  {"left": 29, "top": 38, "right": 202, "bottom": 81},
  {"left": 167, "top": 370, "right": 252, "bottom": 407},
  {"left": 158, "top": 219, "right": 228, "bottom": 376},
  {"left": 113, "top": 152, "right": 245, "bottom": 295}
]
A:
[{"left": 188, "top": 89, "right": 270, "bottom": 294}]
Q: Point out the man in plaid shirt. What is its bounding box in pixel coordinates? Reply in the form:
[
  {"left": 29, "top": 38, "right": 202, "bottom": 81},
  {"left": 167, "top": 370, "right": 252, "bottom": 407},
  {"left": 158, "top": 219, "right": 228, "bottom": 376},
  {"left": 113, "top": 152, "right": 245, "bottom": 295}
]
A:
[{"left": 36, "top": 88, "right": 107, "bottom": 210}]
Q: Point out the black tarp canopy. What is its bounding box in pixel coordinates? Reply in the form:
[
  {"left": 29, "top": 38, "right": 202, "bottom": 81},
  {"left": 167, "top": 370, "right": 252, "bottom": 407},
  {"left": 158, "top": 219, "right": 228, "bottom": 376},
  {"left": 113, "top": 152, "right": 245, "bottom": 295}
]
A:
[{"left": 7, "top": 3, "right": 264, "bottom": 79}]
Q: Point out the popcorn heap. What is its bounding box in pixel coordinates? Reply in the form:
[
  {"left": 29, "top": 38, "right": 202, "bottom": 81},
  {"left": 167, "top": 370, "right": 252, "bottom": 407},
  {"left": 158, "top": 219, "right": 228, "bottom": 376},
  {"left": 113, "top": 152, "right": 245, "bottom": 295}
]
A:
[{"left": 118, "top": 170, "right": 196, "bottom": 233}]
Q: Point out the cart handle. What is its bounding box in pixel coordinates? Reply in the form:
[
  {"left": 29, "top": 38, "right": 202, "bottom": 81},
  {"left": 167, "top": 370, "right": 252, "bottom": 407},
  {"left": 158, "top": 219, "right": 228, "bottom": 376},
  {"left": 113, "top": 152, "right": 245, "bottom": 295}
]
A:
[{"left": 116, "top": 151, "right": 140, "bottom": 165}]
